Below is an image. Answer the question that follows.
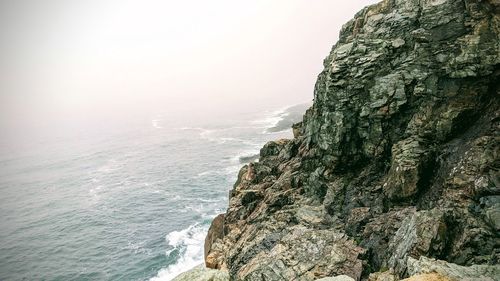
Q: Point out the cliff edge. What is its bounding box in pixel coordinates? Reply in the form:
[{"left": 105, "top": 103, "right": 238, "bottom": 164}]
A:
[{"left": 204, "top": 0, "right": 500, "bottom": 280}]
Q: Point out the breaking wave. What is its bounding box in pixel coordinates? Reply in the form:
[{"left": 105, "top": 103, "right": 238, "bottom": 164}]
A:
[{"left": 149, "top": 224, "right": 208, "bottom": 281}]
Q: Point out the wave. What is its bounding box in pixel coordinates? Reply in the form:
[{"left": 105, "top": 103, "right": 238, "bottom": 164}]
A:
[
  {"left": 217, "top": 137, "right": 248, "bottom": 144},
  {"left": 250, "top": 108, "right": 287, "bottom": 131},
  {"left": 176, "top": 126, "right": 263, "bottom": 131},
  {"left": 176, "top": 127, "right": 205, "bottom": 131},
  {"left": 262, "top": 102, "right": 311, "bottom": 134},
  {"left": 152, "top": 119, "right": 163, "bottom": 129},
  {"left": 176, "top": 127, "right": 257, "bottom": 145},
  {"left": 196, "top": 197, "right": 227, "bottom": 203},
  {"left": 195, "top": 164, "right": 242, "bottom": 181},
  {"left": 232, "top": 149, "right": 260, "bottom": 164},
  {"left": 224, "top": 165, "right": 242, "bottom": 180},
  {"left": 175, "top": 127, "right": 220, "bottom": 143},
  {"left": 195, "top": 170, "right": 216, "bottom": 177},
  {"left": 149, "top": 223, "right": 207, "bottom": 281}
]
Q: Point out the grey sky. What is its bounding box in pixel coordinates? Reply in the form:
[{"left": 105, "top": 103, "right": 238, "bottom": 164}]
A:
[{"left": 0, "top": 0, "right": 379, "bottom": 133}]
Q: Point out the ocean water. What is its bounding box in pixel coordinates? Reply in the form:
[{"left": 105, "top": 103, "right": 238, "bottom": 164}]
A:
[{"left": 0, "top": 106, "right": 296, "bottom": 281}]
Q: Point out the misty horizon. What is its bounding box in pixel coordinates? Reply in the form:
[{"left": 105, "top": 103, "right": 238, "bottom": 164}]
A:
[{"left": 0, "top": 0, "right": 378, "bottom": 145}]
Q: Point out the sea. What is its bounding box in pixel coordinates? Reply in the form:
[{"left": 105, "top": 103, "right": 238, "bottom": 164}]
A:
[{"left": 0, "top": 104, "right": 306, "bottom": 281}]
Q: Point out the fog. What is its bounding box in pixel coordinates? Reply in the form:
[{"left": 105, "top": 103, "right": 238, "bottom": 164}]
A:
[{"left": 0, "top": 0, "right": 378, "bottom": 142}]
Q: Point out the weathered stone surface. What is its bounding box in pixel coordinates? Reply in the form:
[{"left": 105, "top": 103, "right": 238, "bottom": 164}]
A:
[
  {"left": 368, "top": 270, "right": 398, "bottom": 281},
  {"left": 479, "top": 195, "right": 500, "bottom": 231},
  {"left": 237, "top": 228, "right": 363, "bottom": 281},
  {"left": 172, "top": 265, "right": 229, "bottom": 281},
  {"left": 387, "top": 209, "right": 448, "bottom": 275},
  {"left": 317, "top": 275, "right": 356, "bottom": 281},
  {"left": 401, "top": 273, "right": 451, "bottom": 281},
  {"left": 204, "top": 0, "right": 500, "bottom": 280},
  {"left": 302, "top": 0, "right": 499, "bottom": 170},
  {"left": 383, "top": 138, "right": 433, "bottom": 200},
  {"left": 407, "top": 256, "right": 500, "bottom": 281},
  {"left": 204, "top": 214, "right": 225, "bottom": 269}
]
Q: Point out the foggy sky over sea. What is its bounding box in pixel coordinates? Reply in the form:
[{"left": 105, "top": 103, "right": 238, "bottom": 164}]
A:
[
  {"left": 1, "top": 1, "right": 383, "bottom": 280},
  {"left": 0, "top": 0, "right": 378, "bottom": 145}
]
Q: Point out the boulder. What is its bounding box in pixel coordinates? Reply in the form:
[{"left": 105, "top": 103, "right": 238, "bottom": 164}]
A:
[
  {"left": 204, "top": 214, "right": 225, "bottom": 269},
  {"left": 383, "top": 138, "right": 433, "bottom": 201},
  {"left": 171, "top": 265, "right": 229, "bottom": 281},
  {"left": 407, "top": 256, "right": 500, "bottom": 281},
  {"left": 401, "top": 273, "right": 451, "bottom": 281},
  {"left": 317, "top": 275, "right": 355, "bottom": 281},
  {"left": 387, "top": 209, "right": 448, "bottom": 275}
]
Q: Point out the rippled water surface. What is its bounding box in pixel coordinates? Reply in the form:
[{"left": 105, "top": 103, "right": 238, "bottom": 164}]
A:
[{"left": 0, "top": 107, "right": 295, "bottom": 280}]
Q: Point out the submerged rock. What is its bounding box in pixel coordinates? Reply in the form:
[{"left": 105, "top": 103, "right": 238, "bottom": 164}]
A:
[{"left": 204, "top": 0, "right": 499, "bottom": 280}]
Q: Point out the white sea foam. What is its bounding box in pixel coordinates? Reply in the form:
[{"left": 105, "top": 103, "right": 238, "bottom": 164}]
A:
[
  {"left": 250, "top": 107, "right": 289, "bottom": 133},
  {"left": 198, "top": 130, "right": 245, "bottom": 145},
  {"left": 197, "top": 171, "right": 212, "bottom": 177},
  {"left": 177, "top": 124, "right": 276, "bottom": 147},
  {"left": 176, "top": 127, "right": 205, "bottom": 131},
  {"left": 185, "top": 204, "right": 205, "bottom": 215},
  {"left": 196, "top": 197, "right": 226, "bottom": 203},
  {"left": 251, "top": 115, "right": 283, "bottom": 129},
  {"left": 175, "top": 127, "right": 259, "bottom": 144},
  {"left": 177, "top": 126, "right": 261, "bottom": 131},
  {"left": 250, "top": 107, "right": 288, "bottom": 128},
  {"left": 224, "top": 164, "right": 242, "bottom": 177},
  {"left": 252, "top": 103, "right": 311, "bottom": 134},
  {"left": 149, "top": 223, "right": 208, "bottom": 281},
  {"left": 152, "top": 119, "right": 163, "bottom": 129},
  {"left": 195, "top": 170, "right": 216, "bottom": 178},
  {"left": 176, "top": 127, "right": 220, "bottom": 142},
  {"left": 218, "top": 137, "right": 246, "bottom": 144},
  {"left": 232, "top": 149, "right": 260, "bottom": 164},
  {"left": 175, "top": 127, "right": 211, "bottom": 135}
]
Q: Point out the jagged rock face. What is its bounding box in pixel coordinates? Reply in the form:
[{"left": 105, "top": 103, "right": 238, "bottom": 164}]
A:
[
  {"left": 303, "top": 0, "right": 499, "bottom": 171},
  {"left": 205, "top": 0, "right": 499, "bottom": 280},
  {"left": 205, "top": 214, "right": 225, "bottom": 269},
  {"left": 171, "top": 265, "right": 229, "bottom": 281},
  {"left": 406, "top": 256, "right": 500, "bottom": 280}
]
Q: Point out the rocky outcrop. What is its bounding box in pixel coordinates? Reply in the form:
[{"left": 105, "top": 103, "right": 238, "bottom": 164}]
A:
[
  {"left": 318, "top": 276, "right": 356, "bottom": 281},
  {"left": 172, "top": 265, "right": 229, "bottom": 281},
  {"left": 401, "top": 273, "right": 451, "bottom": 281},
  {"left": 204, "top": 0, "right": 499, "bottom": 280},
  {"left": 205, "top": 214, "right": 225, "bottom": 269},
  {"left": 406, "top": 256, "right": 500, "bottom": 280},
  {"left": 367, "top": 256, "right": 500, "bottom": 281}
]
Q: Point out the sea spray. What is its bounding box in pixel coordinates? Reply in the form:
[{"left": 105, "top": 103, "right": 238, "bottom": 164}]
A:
[{"left": 150, "top": 224, "right": 208, "bottom": 281}]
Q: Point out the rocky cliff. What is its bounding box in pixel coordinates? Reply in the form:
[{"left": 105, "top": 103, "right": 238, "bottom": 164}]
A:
[{"left": 203, "top": 0, "right": 500, "bottom": 280}]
